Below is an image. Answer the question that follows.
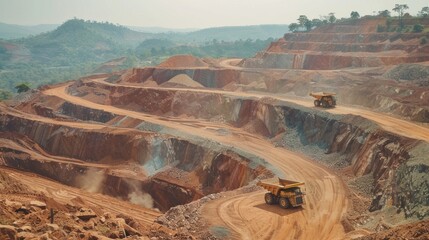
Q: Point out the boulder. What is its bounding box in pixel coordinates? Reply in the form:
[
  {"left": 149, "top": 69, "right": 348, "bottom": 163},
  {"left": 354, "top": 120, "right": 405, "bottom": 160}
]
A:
[
  {"left": 16, "top": 231, "right": 35, "bottom": 239},
  {"left": 29, "top": 200, "right": 47, "bottom": 209},
  {"left": 17, "top": 225, "right": 32, "bottom": 232},
  {"left": 0, "top": 225, "right": 17, "bottom": 240},
  {"left": 76, "top": 208, "right": 97, "bottom": 221},
  {"left": 4, "top": 200, "right": 22, "bottom": 210},
  {"left": 46, "top": 223, "right": 60, "bottom": 231}
]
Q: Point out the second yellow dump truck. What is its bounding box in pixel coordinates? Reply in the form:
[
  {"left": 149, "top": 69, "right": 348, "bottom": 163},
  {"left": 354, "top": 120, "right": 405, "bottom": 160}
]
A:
[
  {"left": 310, "top": 92, "right": 336, "bottom": 108},
  {"left": 257, "top": 177, "right": 305, "bottom": 208}
]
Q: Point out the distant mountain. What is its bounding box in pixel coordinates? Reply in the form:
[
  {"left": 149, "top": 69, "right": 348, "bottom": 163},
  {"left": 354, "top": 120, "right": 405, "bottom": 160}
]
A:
[
  {"left": 0, "top": 19, "right": 288, "bottom": 94},
  {"left": 128, "top": 26, "right": 197, "bottom": 33},
  {"left": 12, "top": 19, "right": 154, "bottom": 65},
  {"left": 174, "top": 24, "right": 289, "bottom": 42},
  {"left": 1, "top": 21, "right": 288, "bottom": 43},
  {"left": 0, "top": 22, "right": 58, "bottom": 39}
]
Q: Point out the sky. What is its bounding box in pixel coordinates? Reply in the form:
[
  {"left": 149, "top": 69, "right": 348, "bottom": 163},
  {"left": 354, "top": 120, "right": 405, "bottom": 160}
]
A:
[{"left": 0, "top": 0, "right": 427, "bottom": 29}]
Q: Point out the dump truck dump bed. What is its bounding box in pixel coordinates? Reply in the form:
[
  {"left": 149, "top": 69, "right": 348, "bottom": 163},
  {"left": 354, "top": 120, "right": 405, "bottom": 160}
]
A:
[
  {"left": 309, "top": 92, "right": 337, "bottom": 108},
  {"left": 258, "top": 177, "right": 305, "bottom": 196},
  {"left": 309, "top": 92, "right": 336, "bottom": 97}
]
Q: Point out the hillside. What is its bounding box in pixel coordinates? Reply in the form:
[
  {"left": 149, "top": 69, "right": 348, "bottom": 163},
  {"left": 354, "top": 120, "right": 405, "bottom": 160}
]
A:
[
  {"left": 241, "top": 17, "right": 429, "bottom": 70},
  {"left": 1, "top": 10, "right": 429, "bottom": 240},
  {"left": 238, "top": 16, "right": 429, "bottom": 123},
  {"left": 0, "top": 19, "right": 146, "bottom": 95},
  {"left": 168, "top": 24, "right": 289, "bottom": 43},
  {"left": 0, "top": 19, "right": 279, "bottom": 96},
  {"left": 0, "top": 22, "right": 58, "bottom": 39}
]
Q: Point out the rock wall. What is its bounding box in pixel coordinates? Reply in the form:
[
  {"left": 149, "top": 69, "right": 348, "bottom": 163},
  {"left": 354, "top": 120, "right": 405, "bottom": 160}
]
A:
[
  {"left": 0, "top": 111, "right": 268, "bottom": 212},
  {"left": 277, "top": 105, "right": 428, "bottom": 218},
  {"left": 241, "top": 52, "right": 429, "bottom": 70},
  {"left": 117, "top": 67, "right": 269, "bottom": 89},
  {"left": 67, "top": 82, "right": 429, "bottom": 217},
  {"left": 240, "top": 17, "right": 429, "bottom": 70}
]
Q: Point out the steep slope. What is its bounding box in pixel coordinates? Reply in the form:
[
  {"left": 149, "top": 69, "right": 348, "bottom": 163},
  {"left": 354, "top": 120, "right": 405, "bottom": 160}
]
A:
[
  {"left": 240, "top": 17, "right": 429, "bottom": 70},
  {"left": 14, "top": 19, "right": 149, "bottom": 64},
  {"left": 1, "top": 15, "right": 428, "bottom": 240}
]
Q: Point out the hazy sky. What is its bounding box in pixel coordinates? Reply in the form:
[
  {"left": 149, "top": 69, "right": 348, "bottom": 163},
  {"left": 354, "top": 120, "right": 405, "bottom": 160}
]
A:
[{"left": 0, "top": 0, "right": 427, "bottom": 28}]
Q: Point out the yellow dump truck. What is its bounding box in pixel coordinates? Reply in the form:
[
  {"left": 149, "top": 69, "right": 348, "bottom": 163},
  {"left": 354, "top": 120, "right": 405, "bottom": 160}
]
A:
[
  {"left": 310, "top": 92, "right": 337, "bottom": 108},
  {"left": 257, "top": 177, "right": 305, "bottom": 208}
]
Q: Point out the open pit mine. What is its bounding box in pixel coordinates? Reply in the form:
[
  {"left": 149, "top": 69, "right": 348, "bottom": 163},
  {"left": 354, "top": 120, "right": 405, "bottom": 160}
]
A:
[{"left": 1, "top": 17, "right": 429, "bottom": 239}]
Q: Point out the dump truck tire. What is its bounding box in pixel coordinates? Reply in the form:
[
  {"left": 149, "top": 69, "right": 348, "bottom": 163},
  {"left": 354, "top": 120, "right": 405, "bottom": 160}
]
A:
[
  {"left": 322, "top": 101, "right": 328, "bottom": 108},
  {"left": 265, "top": 193, "right": 276, "bottom": 205},
  {"left": 314, "top": 100, "right": 320, "bottom": 107},
  {"left": 279, "top": 197, "right": 291, "bottom": 209}
]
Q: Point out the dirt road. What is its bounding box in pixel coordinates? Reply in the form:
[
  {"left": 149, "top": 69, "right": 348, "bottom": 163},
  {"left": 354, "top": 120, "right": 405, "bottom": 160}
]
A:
[
  {"left": 41, "top": 74, "right": 429, "bottom": 239},
  {"left": 92, "top": 78, "right": 429, "bottom": 143},
  {"left": 43, "top": 82, "right": 349, "bottom": 239}
]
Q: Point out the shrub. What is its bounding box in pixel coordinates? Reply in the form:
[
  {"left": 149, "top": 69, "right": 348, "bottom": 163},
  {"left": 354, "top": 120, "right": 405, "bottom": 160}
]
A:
[
  {"left": 413, "top": 24, "right": 424, "bottom": 33},
  {"left": 421, "top": 37, "right": 428, "bottom": 45}
]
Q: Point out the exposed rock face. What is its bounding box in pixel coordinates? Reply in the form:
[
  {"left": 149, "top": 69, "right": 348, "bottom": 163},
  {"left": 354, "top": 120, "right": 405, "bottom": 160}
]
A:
[
  {"left": 394, "top": 143, "right": 429, "bottom": 219},
  {"left": 240, "top": 18, "right": 429, "bottom": 70},
  {"left": 113, "top": 62, "right": 429, "bottom": 123},
  {"left": 357, "top": 219, "right": 429, "bottom": 240},
  {"left": 275, "top": 104, "right": 429, "bottom": 218},
  {"left": 0, "top": 169, "right": 180, "bottom": 239},
  {"left": 65, "top": 81, "right": 429, "bottom": 218},
  {"left": 0, "top": 109, "right": 270, "bottom": 211},
  {"left": 0, "top": 225, "right": 17, "bottom": 240},
  {"left": 117, "top": 67, "right": 269, "bottom": 90},
  {"left": 218, "top": 18, "right": 429, "bottom": 123},
  {"left": 60, "top": 101, "right": 116, "bottom": 123}
]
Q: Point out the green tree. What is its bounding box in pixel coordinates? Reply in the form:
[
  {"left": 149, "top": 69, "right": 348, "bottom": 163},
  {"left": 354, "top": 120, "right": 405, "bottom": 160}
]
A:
[
  {"left": 288, "top": 23, "right": 299, "bottom": 32},
  {"left": 15, "top": 83, "right": 31, "bottom": 93},
  {"left": 297, "top": 15, "right": 309, "bottom": 30},
  {"left": 0, "top": 89, "right": 12, "bottom": 100},
  {"left": 328, "top": 13, "right": 336, "bottom": 23},
  {"left": 350, "top": 11, "right": 360, "bottom": 19},
  {"left": 392, "top": 4, "right": 409, "bottom": 30},
  {"left": 311, "top": 19, "right": 324, "bottom": 28},
  {"left": 378, "top": 10, "right": 391, "bottom": 17},
  {"left": 304, "top": 19, "right": 313, "bottom": 31},
  {"left": 418, "top": 6, "right": 429, "bottom": 17}
]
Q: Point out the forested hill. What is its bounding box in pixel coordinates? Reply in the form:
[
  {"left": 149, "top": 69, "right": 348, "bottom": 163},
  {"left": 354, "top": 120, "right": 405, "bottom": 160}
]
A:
[
  {"left": 172, "top": 24, "right": 288, "bottom": 42},
  {"left": 0, "top": 19, "right": 285, "bottom": 97},
  {"left": 0, "top": 19, "right": 147, "bottom": 93},
  {"left": 16, "top": 19, "right": 153, "bottom": 60}
]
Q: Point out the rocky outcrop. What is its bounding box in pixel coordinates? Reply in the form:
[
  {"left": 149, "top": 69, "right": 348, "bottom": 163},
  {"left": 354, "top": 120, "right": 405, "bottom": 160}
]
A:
[
  {"left": 63, "top": 81, "right": 429, "bottom": 217},
  {"left": 240, "top": 51, "right": 429, "bottom": 70},
  {"left": 240, "top": 17, "right": 429, "bottom": 70},
  {"left": 393, "top": 143, "right": 429, "bottom": 219},
  {"left": 277, "top": 105, "right": 428, "bottom": 218},
  {"left": 0, "top": 109, "right": 270, "bottom": 211}
]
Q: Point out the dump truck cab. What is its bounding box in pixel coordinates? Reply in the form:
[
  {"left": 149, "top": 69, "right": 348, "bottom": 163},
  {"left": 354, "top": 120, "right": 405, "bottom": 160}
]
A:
[
  {"left": 257, "top": 178, "right": 305, "bottom": 208},
  {"left": 310, "top": 92, "right": 337, "bottom": 108}
]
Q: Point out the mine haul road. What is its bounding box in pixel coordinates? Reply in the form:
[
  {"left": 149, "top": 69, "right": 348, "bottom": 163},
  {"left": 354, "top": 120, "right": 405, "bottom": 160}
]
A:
[{"left": 39, "top": 71, "right": 429, "bottom": 240}]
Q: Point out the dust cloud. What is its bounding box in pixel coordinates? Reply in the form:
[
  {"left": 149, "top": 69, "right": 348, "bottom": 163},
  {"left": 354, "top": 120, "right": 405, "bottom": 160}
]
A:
[
  {"left": 75, "top": 168, "right": 106, "bottom": 193},
  {"left": 74, "top": 168, "right": 154, "bottom": 209},
  {"left": 128, "top": 191, "right": 154, "bottom": 209},
  {"left": 124, "top": 179, "right": 154, "bottom": 209}
]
